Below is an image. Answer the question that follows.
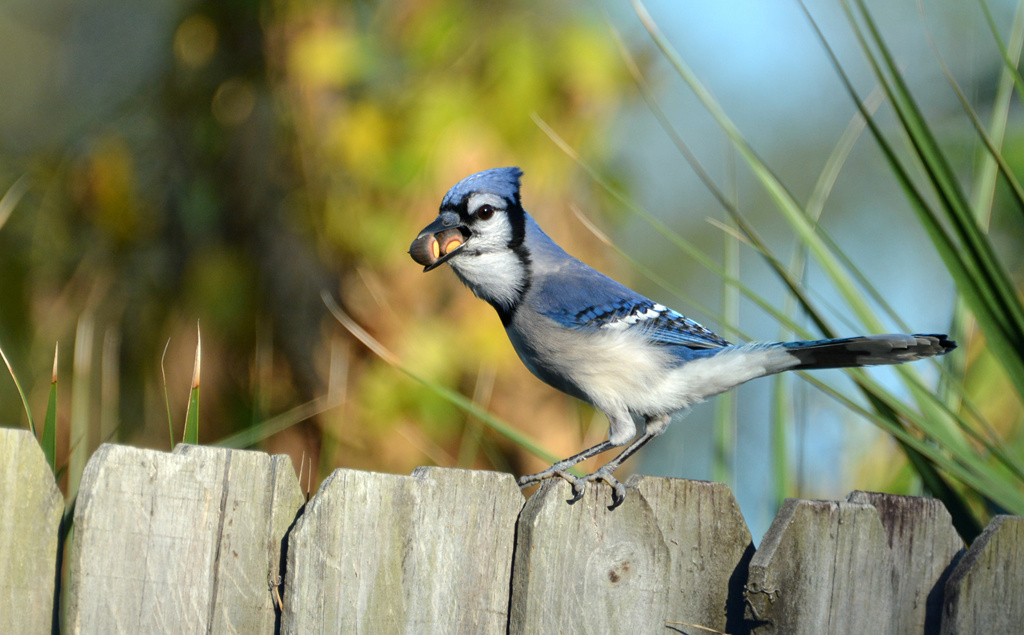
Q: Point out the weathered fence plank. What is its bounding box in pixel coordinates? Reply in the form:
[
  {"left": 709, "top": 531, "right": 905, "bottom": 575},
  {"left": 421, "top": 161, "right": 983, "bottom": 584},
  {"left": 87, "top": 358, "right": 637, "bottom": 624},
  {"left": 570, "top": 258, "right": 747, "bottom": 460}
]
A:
[
  {"left": 66, "top": 443, "right": 302, "bottom": 634},
  {"left": 630, "top": 475, "right": 754, "bottom": 633},
  {"left": 282, "top": 467, "right": 522, "bottom": 634},
  {"left": 847, "top": 490, "right": 964, "bottom": 634},
  {"left": 4, "top": 431, "right": 1024, "bottom": 634},
  {"left": 509, "top": 477, "right": 752, "bottom": 634},
  {"left": 509, "top": 480, "right": 669, "bottom": 634},
  {"left": 941, "top": 515, "right": 1024, "bottom": 634},
  {"left": 0, "top": 428, "right": 63, "bottom": 635},
  {"left": 745, "top": 499, "right": 894, "bottom": 634}
]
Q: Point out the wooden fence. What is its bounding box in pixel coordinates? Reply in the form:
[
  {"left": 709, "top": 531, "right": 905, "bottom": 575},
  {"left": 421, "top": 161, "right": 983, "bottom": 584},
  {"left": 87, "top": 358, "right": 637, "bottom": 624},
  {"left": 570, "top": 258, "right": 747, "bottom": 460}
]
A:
[{"left": 1, "top": 426, "right": 1021, "bottom": 634}]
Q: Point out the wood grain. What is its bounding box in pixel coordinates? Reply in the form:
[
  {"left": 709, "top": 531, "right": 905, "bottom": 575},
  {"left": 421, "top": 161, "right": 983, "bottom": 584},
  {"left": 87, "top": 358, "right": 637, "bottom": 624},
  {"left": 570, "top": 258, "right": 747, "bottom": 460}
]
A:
[
  {"left": 282, "top": 467, "right": 522, "bottom": 634},
  {"left": 0, "top": 435, "right": 1019, "bottom": 635},
  {"left": 631, "top": 475, "right": 754, "bottom": 634},
  {"left": 746, "top": 498, "right": 894, "bottom": 634},
  {"left": 941, "top": 515, "right": 1024, "bottom": 635},
  {"left": 0, "top": 428, "right": 63, "bottom": 635},
  {"left": 848, "top": 490, "right": 964, "bottom": 634},
  {"left": 66, "top": 443, "right": 302, "bottom": 634},
  {"left": 509, "top": 479, "right": 669, "bottom": 634}
]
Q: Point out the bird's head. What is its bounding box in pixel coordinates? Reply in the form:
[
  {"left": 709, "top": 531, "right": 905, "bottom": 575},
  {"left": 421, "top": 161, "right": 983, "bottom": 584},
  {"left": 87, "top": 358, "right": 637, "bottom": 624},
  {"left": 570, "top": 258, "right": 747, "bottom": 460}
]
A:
[
  {"left": 409, "top": 166, "right": 526, "bottom": 272},
  {"left": 410, "top": 167, "right": 532, "bottom": 318}
]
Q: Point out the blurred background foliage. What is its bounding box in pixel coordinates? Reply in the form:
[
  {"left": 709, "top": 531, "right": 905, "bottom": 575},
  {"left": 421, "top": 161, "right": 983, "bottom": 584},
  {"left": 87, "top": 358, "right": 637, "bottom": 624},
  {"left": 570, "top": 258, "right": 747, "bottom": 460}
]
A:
[
  {"left": 0, "top": 0, "right": 633, "bottom": 492},
  {"left": 1, "top": 0, "right": 1022, "bottom": 539}
]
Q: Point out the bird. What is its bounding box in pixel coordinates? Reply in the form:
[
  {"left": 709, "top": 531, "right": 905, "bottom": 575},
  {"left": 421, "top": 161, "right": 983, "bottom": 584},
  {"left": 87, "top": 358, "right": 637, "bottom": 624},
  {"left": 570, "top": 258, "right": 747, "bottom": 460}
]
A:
[{"left": 409, "top": 167, "right": 955, "bottom": 508}]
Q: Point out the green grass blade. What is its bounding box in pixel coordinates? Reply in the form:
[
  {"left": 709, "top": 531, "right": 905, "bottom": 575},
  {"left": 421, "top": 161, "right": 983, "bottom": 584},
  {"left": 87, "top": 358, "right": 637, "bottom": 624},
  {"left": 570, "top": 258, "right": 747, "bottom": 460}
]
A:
[
  {"left": 0, "top": 180, "right": 34, "bottom": 433},
  {"left": 161, "top": 339, "right": 175, "bottom": 449},
  {"left": 68, "top": 313, "right": 93, "bottom": 502},
  {"left": 216, "top": 395, "right": 341, "bottom": 449},
  {"left": 100, "top": 328, "right": 121, "bottom": 444},
  {"left": 939, "top": 60, "right": 1024, "bottom": 220},
  {"left": 947, "top": 0, "right": 1024, "bottom": 421},
  {"left": 862, "top": 0, "right": 1024, "bottom": 270},
  {"left": 770, "top": 373, "right": 794, "bottom": 504},
  {"left": 847, "top": 0, "right": 1024, "bottom": 350},
  {"left": 770, "top": 86, "right": 887, "bottom": 504},
  {"left": 0, "top": 175, "right": 28, "bottom": 233},
  {"left": 848, "top": 383, "right": 1023, "bottom": 509},
  {"left": 616, "top": 20, "right": 905, "bottom": 340},
  {"left": 713, "top": 157, "right": 740, "bottom": 484},
  {"left": 805, "top": 1, "right": 1024, "bottom": 397},
  {"left": 634, "top": 0, "right": 1020, "bottom": 530},
  {"left": 632, "top": 0, "right": 877, "bottom": 338},
  {"left": 970, "top": 0, "right": 1024, "bottom": 225},
  {"left": 801, "top": 85, "right": 916, "bottom": 334},
  {"left": 182, "top": 325, "right": 201, "bottom": 445},
  {"left": 806, "top": 370, "right": 1024, "bottom": 512},
  {"left": 42, "top": 343, "right": 58, "bottom": 471},
  {"left": 184, "top": 384, "right": 200, "bottom": 445},
  {"left": 979, "top": 0, "right": 1024, "bottom": 115},
  {"left": 543, "top": 119, "right": 826, "bottom": 341},
  {"left": 321, "top": 291, "right": 562, "bottom": 466},
  {"left": 455, "top": 364, "right": 498, "bottom": 469},
  {"left": 0, "top": 338, "right": 35, "bottom": 435}
]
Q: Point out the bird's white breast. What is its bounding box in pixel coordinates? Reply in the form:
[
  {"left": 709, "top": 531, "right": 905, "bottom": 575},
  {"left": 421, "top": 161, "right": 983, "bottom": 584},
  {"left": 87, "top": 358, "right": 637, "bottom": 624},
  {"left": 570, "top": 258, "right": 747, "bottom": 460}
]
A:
[{"left": 509, "top": 311, "right": 796, "bottom": 417}]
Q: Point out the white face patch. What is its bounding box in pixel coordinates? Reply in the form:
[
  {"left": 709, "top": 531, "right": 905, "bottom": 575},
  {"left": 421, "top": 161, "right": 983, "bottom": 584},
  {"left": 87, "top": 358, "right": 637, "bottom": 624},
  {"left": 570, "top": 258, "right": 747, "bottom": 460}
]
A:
[
  {"left": 446, "top": 199, "right": 527, "bottom": 310},
  {"left": 461, "top": 203, "right": 513, "bottom": 254}
]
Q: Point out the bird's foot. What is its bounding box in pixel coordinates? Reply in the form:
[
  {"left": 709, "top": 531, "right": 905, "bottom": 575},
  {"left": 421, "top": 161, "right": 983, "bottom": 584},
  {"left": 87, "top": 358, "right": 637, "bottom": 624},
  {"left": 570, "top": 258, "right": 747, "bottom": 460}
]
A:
[
  {"left": 518, "top": 466, "right": 627, "bottom": 510},
  {"left": 566, "top": 468, "right": 627, "bottom": 509}
]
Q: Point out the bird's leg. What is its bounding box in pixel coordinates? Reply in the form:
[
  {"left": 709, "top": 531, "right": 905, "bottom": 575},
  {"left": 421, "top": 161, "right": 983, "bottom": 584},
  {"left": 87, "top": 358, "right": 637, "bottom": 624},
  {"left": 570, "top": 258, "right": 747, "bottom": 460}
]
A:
[
  {"left": 517, "top": 439, "right": 618, "bottom": 491},
  {"left": 568, "top": 414, "right": 672, "bottom": 509},
  {"left": 567, "top": 431, "right": 661, "bottom": 509}
]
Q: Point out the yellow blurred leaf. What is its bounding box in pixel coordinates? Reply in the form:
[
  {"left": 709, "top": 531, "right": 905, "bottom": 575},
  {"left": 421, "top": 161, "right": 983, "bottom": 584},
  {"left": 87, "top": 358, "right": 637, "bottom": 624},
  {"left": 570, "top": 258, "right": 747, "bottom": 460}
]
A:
[
  {"left": 326, "top": 102, "right": 390, "bottom": 175},
  {"left": 289, "top": 27, "right": 363, "bottom": 88}
]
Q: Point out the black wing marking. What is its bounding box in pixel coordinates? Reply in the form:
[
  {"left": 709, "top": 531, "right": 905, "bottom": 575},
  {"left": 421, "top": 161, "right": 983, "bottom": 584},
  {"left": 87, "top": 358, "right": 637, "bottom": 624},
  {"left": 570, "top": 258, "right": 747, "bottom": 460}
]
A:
[{"left": 545, "top": 298, "right": 730, "bottom": 349}]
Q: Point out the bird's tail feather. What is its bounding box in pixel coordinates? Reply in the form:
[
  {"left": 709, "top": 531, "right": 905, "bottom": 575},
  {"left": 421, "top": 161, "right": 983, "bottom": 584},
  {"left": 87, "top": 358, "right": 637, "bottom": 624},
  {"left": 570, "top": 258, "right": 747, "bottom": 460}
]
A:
[{"left": 777, "top": 333, "right": 955, "bottom": 371}]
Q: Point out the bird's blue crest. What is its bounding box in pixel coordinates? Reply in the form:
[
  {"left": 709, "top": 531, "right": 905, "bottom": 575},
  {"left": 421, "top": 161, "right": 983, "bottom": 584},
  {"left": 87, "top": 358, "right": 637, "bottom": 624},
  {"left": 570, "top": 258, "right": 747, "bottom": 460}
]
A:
[{"left": 441, "top": 167, "right": 523, "bottom": 210}]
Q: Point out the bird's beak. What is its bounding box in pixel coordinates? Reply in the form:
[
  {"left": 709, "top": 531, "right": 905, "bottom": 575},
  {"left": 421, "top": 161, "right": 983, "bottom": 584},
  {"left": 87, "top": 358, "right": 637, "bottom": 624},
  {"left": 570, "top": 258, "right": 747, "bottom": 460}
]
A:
[{"left": 409, "top": 216, "right": 469, "bottom": 272}]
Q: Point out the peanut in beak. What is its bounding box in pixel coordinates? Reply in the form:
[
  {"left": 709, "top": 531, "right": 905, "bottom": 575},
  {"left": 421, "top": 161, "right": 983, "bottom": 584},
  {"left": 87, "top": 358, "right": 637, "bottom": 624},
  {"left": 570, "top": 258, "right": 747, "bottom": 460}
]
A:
[
  {"left": 409, "top": 228, "right": 466, "bottom": 267},
  {"left": 441, "top": 235, "right": 462, "bottom": 254}
]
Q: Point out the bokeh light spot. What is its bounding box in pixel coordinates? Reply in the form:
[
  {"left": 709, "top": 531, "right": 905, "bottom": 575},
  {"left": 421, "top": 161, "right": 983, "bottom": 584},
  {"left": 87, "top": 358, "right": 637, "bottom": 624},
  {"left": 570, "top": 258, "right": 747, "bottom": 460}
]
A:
[
  {"left": 174, "top": 15, "right": 218, "bottom": 69},
  {"left": 211, "top": 78, "right": 256, "bottom": 126}
]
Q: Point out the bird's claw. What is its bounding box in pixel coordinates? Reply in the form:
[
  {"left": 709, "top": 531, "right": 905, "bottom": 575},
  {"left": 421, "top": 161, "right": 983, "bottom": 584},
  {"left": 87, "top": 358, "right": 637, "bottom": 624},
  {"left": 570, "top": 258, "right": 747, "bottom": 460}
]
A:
[
  {"left": 519, "top": 467, "right": 627, "bottom": 509},
  {"left": 565, "top": 470, "right": 626, "bottom": 509},
  {"left": 567, "top": 473, "right": 587, "bottom": 504},
  {"left": 593, "top": 471, "right": 627, "bottom": 509},
  {"left": 608, "top": 479, "right": 627, "bottom": 509}
]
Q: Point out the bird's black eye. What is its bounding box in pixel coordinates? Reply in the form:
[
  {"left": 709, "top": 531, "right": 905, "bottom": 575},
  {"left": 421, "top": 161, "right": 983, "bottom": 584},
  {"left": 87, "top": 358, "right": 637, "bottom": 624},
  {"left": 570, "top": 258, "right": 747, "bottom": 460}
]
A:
[{"left": 476, "top": 204, "right": 495, "bottom": 220}]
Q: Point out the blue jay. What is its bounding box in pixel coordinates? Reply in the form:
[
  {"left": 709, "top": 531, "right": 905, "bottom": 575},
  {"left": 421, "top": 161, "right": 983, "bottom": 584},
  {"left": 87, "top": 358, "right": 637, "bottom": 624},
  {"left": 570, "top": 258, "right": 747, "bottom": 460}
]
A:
[{"left": 410, "top": 167, "right": 955, "bottom": 508}]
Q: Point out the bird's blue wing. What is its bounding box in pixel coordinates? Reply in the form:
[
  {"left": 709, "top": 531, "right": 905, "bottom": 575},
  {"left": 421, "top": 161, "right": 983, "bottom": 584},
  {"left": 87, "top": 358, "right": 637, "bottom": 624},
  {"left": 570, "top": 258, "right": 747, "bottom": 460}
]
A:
[
  {"left": 527, "top": 252, "right": 730, "bottom": 350},
  {"left": 541, "top": 297, "right": 730, "bottom": 350}
]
